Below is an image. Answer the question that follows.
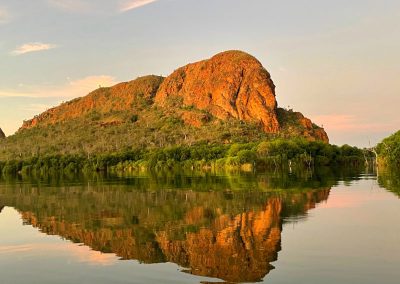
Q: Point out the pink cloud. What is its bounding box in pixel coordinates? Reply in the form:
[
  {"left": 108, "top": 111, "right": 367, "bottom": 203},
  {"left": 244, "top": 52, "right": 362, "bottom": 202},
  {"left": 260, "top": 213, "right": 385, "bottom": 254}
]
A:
[{"left": 312, "top": 114, "right": 392, "bottom": 132}]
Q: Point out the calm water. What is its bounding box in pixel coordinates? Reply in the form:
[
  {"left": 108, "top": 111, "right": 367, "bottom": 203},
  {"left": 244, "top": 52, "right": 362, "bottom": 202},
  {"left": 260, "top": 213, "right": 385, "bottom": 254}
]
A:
[{"left": 0, "top": 169, "right": 399, "bottom": 284}]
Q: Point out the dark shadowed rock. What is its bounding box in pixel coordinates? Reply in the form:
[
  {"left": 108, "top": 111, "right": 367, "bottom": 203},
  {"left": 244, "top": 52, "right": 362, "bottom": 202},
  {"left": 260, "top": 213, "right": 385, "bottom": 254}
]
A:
[{"left": 0, "top": 128, "right": 5, "bottom": 139}]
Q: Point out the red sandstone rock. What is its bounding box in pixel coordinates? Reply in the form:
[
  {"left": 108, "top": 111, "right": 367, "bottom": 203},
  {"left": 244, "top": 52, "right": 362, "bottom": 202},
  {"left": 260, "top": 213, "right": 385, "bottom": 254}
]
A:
[{"left": 155, "top": 50, "right": 280, "bottom": 133}]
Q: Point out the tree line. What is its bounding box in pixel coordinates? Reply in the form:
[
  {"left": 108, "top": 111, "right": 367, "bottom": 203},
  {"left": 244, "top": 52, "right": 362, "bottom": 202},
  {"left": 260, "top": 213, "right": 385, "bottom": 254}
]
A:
[
  {"left": 376, "top": 130, "right": 400, "bottom": 167},
  {"left": 0, "top": 138, "right": 367, "bottom": 176}
]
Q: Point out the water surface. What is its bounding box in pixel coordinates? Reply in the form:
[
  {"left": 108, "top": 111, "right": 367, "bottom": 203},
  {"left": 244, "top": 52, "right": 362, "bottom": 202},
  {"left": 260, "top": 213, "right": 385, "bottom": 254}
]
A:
[{"left": 0, "top": 170, "right": 399, "bottom": 283}]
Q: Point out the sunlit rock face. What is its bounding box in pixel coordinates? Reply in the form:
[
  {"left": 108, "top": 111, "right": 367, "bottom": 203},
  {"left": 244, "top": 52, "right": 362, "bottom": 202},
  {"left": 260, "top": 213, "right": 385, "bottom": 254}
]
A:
[
  {"left": 1, "top": 183, "right": 331, "bottom": 283},
  {"left": 155, "top": 50, "right": 280, "bottom": 133}
]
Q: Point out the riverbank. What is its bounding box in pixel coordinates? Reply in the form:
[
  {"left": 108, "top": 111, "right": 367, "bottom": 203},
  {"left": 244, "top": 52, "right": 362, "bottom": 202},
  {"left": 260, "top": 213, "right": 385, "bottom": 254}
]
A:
[{"left": 0, "top": 138, "right": 369, "bottom": 176}]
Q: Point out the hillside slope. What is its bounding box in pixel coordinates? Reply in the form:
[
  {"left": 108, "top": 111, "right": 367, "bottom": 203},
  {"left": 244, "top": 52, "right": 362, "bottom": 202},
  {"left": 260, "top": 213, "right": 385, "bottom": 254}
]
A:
[
  {"left": 0, "top": 51, "right": 328, "bottom": 160},
  {"left": 20, "top": 75, "right": 164, "bottom": 130}
]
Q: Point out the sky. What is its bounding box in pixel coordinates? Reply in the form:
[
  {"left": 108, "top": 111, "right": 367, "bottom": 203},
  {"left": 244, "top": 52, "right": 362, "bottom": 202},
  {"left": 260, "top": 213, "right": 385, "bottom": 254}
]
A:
[{"left": 0, "top": 0, "right": 399, "bottom": 147}]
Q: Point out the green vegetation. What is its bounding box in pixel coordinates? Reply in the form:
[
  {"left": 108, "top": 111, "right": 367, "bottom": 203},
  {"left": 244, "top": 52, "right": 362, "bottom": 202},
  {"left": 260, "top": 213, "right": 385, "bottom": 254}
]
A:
[
  {"left": 0, "top": 138, "right": 365, "bottom": 176},
  {"left": 0, "top": 106, "right": 270, "bottom": 161},
  {"left": 276, "top": 108, "right": 322, "bottom": 139},
  {"left": 376, "top": 130, "right": 400, "bottom": 166}
]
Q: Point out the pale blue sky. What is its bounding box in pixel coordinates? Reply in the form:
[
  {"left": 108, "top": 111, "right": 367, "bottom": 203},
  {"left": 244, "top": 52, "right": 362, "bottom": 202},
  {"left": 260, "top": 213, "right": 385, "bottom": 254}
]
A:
[{"left": 0, "top": 0, "right": 399, "bottom": 146}]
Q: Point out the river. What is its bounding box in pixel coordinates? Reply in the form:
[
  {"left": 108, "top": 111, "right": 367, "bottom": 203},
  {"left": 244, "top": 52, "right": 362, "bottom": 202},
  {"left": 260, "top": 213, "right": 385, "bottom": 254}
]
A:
[{"left": 0, "top": 169, "right": 399, "bottom": 283}]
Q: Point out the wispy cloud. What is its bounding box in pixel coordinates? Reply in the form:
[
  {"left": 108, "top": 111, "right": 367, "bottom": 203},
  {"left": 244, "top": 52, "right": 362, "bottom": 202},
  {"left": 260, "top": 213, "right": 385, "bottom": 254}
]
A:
[
  {"left": 0, "top": 75, "right": 117, "bottom": 98},
  {"left": 0, "top": 7, "right": 11, "bottom": 24},
  {"left": 47, "top": 0, "right": 158, "bottom": 14},
  {"left": 47, "top": 0, "right": 89, "bottom": 12},
  {"left": 11, "top": 42, "right": 58, "bottom": 55},
  {"left": 119, "top": 0, "right": 158, "bottom": 12}
]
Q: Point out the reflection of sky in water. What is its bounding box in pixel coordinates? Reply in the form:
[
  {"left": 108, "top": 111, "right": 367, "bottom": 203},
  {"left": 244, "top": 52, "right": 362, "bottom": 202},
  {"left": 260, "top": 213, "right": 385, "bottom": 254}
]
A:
[
  {"left": 0, "top": 207, "right": 118, "bottom": 265},
  {"left": 0, "top": 207, "right": 222, "bottom": 284},
  {"left": 268, "top": 179, "right": 400, "bottom": 284}
]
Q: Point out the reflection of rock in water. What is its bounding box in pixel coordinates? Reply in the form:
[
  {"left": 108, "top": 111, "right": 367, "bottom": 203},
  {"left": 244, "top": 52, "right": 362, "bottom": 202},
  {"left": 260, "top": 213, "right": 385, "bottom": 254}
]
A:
[
  {"left": 5, "top": 187, "right": 330, "bottom": 283},
  {"left": 156, "top": 198, "right": 282, "bottom": 282}
]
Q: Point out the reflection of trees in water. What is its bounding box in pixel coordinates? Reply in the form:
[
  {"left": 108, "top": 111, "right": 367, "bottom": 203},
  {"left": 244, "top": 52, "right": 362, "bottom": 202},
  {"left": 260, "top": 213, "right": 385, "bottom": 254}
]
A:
[
  {"left": 0, "top": 174, "right": 332, "bottom": 282},
  {"left": 378, "top": 169, "right": 400, "bottom": 198},
  {"left": 0, "top": 165, "right": 361, "bottom": 191}
]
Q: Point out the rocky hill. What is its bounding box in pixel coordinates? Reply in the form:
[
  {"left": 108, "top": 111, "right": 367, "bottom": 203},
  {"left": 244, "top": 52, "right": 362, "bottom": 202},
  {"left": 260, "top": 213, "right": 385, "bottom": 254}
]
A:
[
  {"left": 1, "top": 51, "right": 328, "bottom": 159},
  {"left": 0, "top": 128, "right": 5, "bottom": 139},
  {"left": 155, "top": 51, "right": 279, "bottom": 132}
]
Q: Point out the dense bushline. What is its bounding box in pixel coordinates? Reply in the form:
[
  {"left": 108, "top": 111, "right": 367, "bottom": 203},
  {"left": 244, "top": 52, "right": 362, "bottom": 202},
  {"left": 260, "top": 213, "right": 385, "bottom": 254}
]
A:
[
  {"left": 0, "top": 138, "right": 366, "bottom": 176},
  {"left": 376, "top": 130, "right": 400, "bottom": 166}
]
